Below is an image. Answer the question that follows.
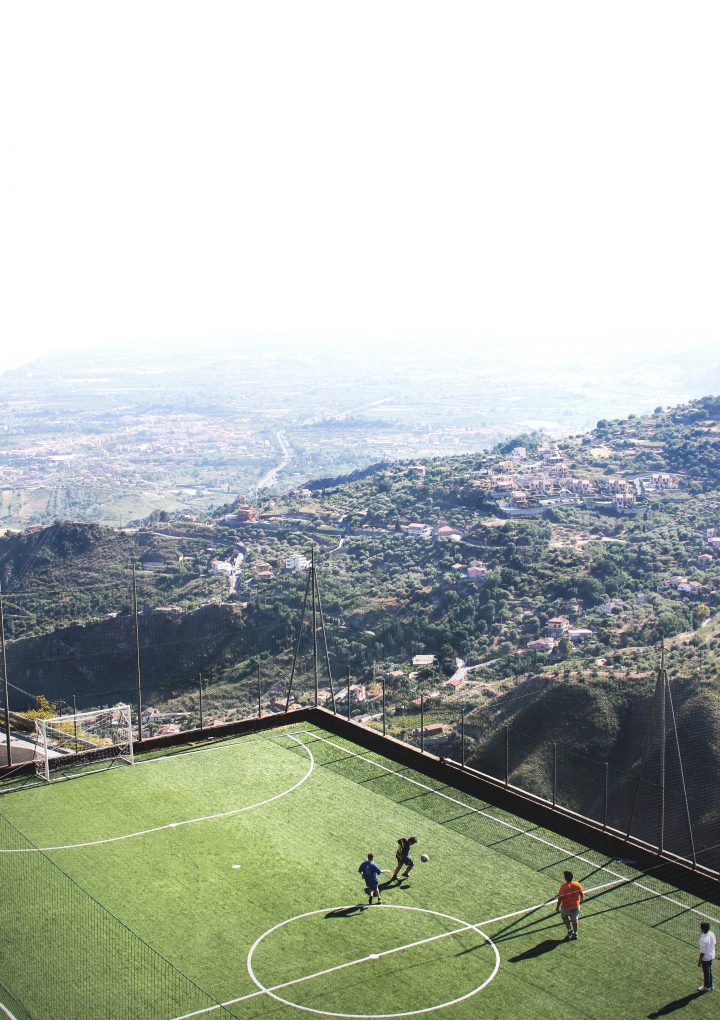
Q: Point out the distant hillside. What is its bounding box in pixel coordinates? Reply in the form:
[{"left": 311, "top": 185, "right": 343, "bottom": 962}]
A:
[
  {"left": 2, "top": 394, "right": 718, "bottom": 728},
  {"left": 5, "top": 599, "right": 292, "bottom": 712},
  {"left": 467, "top": 672, "right": 720, "bottom": 862}
]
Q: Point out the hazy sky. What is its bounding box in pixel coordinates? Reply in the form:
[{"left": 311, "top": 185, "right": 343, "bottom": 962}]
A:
[{"left": 1, "top": 1, "right": 719, "bottom": 375}]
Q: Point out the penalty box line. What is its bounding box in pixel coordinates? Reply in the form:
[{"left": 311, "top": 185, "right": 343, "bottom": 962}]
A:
[
  {"left": 301, "top": 730, "right": 720, "bottom": 926},
  {"left": 170, "top": 877, "right": 625, "bottom": 1020},
  {"left": 0, "top": 733, "right": 314, "bottom": 853}
]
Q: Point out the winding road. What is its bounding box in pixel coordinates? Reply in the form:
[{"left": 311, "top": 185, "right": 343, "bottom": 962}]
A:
[{"left": 255, "top": 430, "right": 292, "bottom": 492}]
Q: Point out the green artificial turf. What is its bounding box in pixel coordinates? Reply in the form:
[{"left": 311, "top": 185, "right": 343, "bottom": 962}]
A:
[{"left": 1, "top": 724, "right": 718, "bottom": 1020}]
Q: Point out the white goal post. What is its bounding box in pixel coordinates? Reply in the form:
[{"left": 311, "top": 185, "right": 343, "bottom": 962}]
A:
[{"left": 33, "top": 703, "right": 135, "bottom": 782}]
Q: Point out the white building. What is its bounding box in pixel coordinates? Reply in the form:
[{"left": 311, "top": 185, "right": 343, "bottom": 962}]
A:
[{"left": 285, "top": 553, "right": 311, "bottom": 572}]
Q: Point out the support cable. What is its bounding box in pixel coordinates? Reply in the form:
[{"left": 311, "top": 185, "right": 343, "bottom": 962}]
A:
[
  {"left": 285, "top": 566, "right": 313, "bottom": 711},
  {"left": 665, "top": 676, "right": 698, "bottom": 867}
]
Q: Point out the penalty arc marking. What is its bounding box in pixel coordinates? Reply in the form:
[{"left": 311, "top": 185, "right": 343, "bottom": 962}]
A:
[{"left": 0, "top": 733, "right": 314, "bottom": 853}]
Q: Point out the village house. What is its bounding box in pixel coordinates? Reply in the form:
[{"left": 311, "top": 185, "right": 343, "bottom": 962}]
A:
[
  {"left": 401, "top": 522, "right": 432, "bottom": 538},
  {"left": 600, "top": 599, "right": 625, "bottom": 615},
  {"left": 650, "top": 473, "right": 677, "bottom": 490},
  {"left": 662, "top": 575, "right": 687, "bottom": 588},
  {"left": 614, "top": 491, "right": 637, "bottom": 511},
  {"left": 223, "top": 505, "right": 257, "bottom": 524},
  {"left": 285, "top": 553, "right": 311, "bottom": 571},
  {"left": 210, "top": 559, "right": 234, "bottom": 576},
  {"left": 335, "top": 684, "right": 367, "bottom": 703},
  {"left": 412, "top": 723, "right": 447, "bottom": 741},
  {"left": 412, "top": 654, "right": 436, "bottom": 669},
  {"left": 467, "top": 561, "right": 488, "bottom": 582},
  {"left": 569, "top": 628, "right": 594, "bottom": 643},
  {"left": 527, "top": 637, "right": 556, "bottom": 653},
  {"left": 546, "top": 616, "right": 571, "bottom": 638}
]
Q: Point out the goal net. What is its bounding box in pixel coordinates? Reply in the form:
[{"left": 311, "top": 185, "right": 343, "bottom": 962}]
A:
[{"left": 33, "top": 704, "right": 134, "bottom": 781}]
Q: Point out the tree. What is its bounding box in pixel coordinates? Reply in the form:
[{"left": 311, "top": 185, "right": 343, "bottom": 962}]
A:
[
  {"left": 694, "top": 603, "right": 711, "bottom": 626},
  {"left": 556, "top": 635, "right": 573, "bottom": 658},
  {"left": 23, "top": 694, "right": 57, "bottom": 720}
]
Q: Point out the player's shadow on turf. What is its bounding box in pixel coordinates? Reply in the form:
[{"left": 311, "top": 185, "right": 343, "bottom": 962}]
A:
[
  {"left": 508, "top": 938, "right": 566, "bottom": 962},
  {"left": 380, "top": 879, "right": 410, "bottom": 892},
  {"left": 647, "top": 991, "right": 705, "bottom": 1017},
  {"left": 325, "top": 905, "right": 366, "bottom": 918}
]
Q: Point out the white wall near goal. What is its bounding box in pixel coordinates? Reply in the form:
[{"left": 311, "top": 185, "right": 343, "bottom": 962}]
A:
[{"left": 33, "top": 704, "right": 135, "bottom": 781}]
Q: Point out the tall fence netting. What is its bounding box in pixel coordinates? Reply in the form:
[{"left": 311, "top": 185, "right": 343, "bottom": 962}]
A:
[{"left": 0, "top": 813, "right": 233, "bottom": 1019}]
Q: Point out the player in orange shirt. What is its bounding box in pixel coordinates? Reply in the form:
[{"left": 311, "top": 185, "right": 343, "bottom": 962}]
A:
[{"left": 555, "top": 870, "right": 584, "bottom": 940}]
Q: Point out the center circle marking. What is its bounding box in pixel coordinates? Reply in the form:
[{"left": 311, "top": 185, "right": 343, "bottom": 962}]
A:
[{"left": 247, "top": 902, "right": 500, "bottom": 1018}]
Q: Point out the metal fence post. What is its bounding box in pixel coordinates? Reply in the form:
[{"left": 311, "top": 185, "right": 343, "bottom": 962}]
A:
[
  {"left": 0, "top": 584, "right": 11, "bottom": 767},
  {"left": 198, "top": 675, "right": 204, "bottom": 731},
  {"left": 552, "top": 742, "right": 557, "bottom": 808},
  {"left": 347, "top": 666, "right": 351, "bottom": 722},
  {"left": 257, "top": 663, "right": 262, "bottom": 718},
  {"left": 420, "top": 693, "right": 425, "bottom": 752},
  {"left": 603, "top": 762, "right": 609, "bottom": 829},
  {"left": 505, "top": 725, "right": 510, "bottom": 787},
  {"left": 132, "top": 562, "right": 143, "bottom": 741},
  {"left": 381, "top": 669, "right": 386, "bottom": 737},
  {"left": 460, "top": 706, "right": 465, "bottom": 768}
]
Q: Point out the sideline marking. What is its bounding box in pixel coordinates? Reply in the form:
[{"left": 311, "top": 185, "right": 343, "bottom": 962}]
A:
[
  {"left": 0, "top": 734, "right": 314, "bottom": 852},
  {"left": 303, "top": 730, "right": 720, "bottom": 925},
  {"left": 247, "top": 903, "right": 499, "bottom": 1019},
  {"left": 0, "top": 1002, "right": 20, "bottom": 1020}
]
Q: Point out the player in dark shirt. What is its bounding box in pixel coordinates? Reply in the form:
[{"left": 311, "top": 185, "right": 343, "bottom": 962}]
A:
[
  {"left": 391, "top": 836, "right": 418, "bottom": 880},
  {"left": 359, "top": 852, "right": 390, "bottom": 904}
]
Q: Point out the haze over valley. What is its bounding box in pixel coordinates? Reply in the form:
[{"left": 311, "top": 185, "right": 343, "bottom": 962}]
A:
[{"left": 2, "top": 336, "right": 718, "bottom": 529}]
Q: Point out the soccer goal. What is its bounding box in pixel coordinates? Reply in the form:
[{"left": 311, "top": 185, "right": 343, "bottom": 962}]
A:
[{"left": 33, "top": 704, "right": 135, "bottom": 782}]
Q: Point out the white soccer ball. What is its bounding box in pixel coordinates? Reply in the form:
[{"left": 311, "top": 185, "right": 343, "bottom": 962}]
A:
[{"left": 420, "top": 853, "right": 429, "bottom": 863}]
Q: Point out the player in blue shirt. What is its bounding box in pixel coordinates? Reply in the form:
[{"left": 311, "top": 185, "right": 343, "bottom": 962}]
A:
[{"left": 358, "top": 852, "right": 390, "bottom": 905}]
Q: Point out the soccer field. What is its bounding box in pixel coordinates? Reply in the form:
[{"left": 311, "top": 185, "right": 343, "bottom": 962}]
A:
[{"left": 1, "top": 723, "right": 718, "bottom": 1019}]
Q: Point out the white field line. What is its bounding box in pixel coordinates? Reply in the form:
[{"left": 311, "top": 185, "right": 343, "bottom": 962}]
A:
[
  {"left": 169, "top": 877, "right": 625, "bottom": 1020},
  {"left": 302, "top": 730, "right": 720, "bottom": 926},
  {"left": 0, "top": 1002, "right": 19, "bottom": 1020},
  {"left": 0, "top": 734, "right": 314, "bottom": 853}
]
